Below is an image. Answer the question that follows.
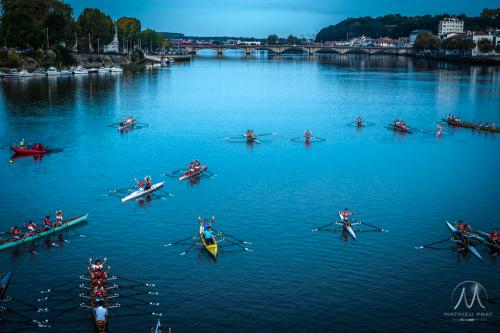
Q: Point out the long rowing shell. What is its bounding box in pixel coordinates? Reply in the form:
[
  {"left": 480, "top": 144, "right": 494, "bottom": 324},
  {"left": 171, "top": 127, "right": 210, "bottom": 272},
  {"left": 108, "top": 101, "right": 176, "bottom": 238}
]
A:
[
  {"left": 445, "top": 221, "right": 483, "bottom": 262},
  {"left": 121, "top": 181, "right": 165, "bottom": 202},
  {"left": 0, "top": 214, "right": 88, "bottom": 251},
  {"left": 118, "top": 119, "right": 136, "bottom": 131},
  {"left": 179, "top": 165, "right": 208, "bottom": 181},
  {"left": 339, "top": 212, "right": 357, "bottom": 240},
  {"left": 443, "top": 118, "right": 500, "bottom": 133},
  {"left": 10, "top": 146, "right": 47, "bottom": 155}
]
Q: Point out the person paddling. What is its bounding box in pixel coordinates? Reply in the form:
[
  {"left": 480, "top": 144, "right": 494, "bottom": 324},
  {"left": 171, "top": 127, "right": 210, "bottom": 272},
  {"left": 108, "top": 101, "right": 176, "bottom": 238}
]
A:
[
  {"left": 94, "top": 300, "right": 108, "bottom": 322},
  {"left": 55, "top": 210, "right": 63, "bottom": 225}
]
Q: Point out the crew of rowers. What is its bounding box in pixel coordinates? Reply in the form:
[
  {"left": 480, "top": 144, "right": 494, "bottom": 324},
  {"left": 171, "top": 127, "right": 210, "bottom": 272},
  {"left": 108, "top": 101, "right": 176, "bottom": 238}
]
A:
[
  {"left": 198, "top": 216, "right": 215, "bottom": 245},
  {"left": 136, "top": 176, "right": 152, "bottom": 190},
  {"left": 8, "top": 210, "right": 63, "bottom": 239},
  {"left": 17, "top": 138, "right": 45, "bottom": 151},
  {"left": 392, "top": 119, "right": 409, "bottom": 130},
  {"left": 447, "top": 114, "right": 496, "bottom": 129},
  {"left": 89, "top": 258, "right": 109, "bottom": 324},
  {"left": 436, "top": 124, "right": 443, "bottom": 137},
  {"left": 120, "top": 117, "right": 135, "bottom": 127},
  {"left": 187, "top": 160, "right": 202, "bottom": 174}
]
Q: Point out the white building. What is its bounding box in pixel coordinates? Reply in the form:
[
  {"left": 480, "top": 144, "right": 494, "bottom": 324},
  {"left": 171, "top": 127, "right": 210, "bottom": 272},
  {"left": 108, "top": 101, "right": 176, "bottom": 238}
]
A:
[
  {"left": 438, "top": 18, "right": 464, "bottom": 37},
  {"left": 470, "top": 32, "right": 494, "bottom": 56},
  {"left": 104, "top": 26, "right": 119, "bottom": 53}
]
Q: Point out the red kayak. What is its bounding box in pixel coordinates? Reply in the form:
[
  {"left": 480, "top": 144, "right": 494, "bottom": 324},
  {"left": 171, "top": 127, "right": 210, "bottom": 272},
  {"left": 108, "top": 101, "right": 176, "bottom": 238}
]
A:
[{"left": 10, "top": 146, "right": 47, "bottom": 155}]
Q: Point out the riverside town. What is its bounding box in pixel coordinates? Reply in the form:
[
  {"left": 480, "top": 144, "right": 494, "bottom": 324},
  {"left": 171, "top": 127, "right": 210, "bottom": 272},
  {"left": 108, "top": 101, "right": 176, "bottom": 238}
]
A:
[{"left": 0, "top": 1, "right": 499, "bottom": 333}]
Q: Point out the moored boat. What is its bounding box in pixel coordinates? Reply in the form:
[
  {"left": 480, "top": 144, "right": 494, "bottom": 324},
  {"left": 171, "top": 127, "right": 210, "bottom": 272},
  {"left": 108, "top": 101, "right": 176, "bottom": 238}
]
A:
[
  {"left": 179, "top": 165, "right": 208, "bottom": 181},
  {"left": 98, "top": 67, "right": 111, "bottom": 73},
  {"left": 121, "top": 181, "right": 165, "bottom": 202},
  {"left": 73, "top": 65, "right": 89, "bottom": 75},
  {"left": 18, "top": 69, "right": 33, "bottom": 78},
  {"left": 3, "top": 69, "right": 18, "bottom": 78},
  {"left": 0, "top": 214, "right": 88, "bottom": 251},
  {"left": 47, "top": 66, "right": 60, "bottom": 76},
  {"left": 110, "top": 66, "right": 123, "bottom": 72}
]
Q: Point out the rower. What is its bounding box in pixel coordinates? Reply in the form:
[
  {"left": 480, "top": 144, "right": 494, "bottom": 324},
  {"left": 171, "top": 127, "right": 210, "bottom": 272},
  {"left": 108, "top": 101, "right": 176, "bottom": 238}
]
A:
[
  {"left": 304, "top": 130, "right": 311, "bottom": 140},
  {"left": 343, "top": 208, "right": 352, "bottom": 219},
  {"left": 55, "top": 210, "right": 63, "bottom": 225},
  {"left": 89, "top": 258, "right": 107, "bottom": 271},
  {"left": 10, "top": 226, "right": 21, "bottom": 239},
  {"left": 246, "top": 129, "right": 254, "bottom": 139},
  {"left": 94, "top": 300, "right": 108, "bottom": 322},
  {"left": 492, "top": 122, "right": 496, "bottom": 129},
  {"left": 19, "top": 138, "right": 26, "bottom": 147},
  {"left": 356, "top": 117, "right": 363, "bottom": 125},
  {"left": 436, "top": 124, "right": 443, "bottom": 137},
  {"left": 25, "top": 221, "right": 37, "bottom": 232},
  {"left": 136, "top": 178, "right": 145, "bottom": 188},
  {"left": 144, "top": 176, "right": 152, "bottom": 190},
  {"left": 204, "top": 226, "right": 215, "bottom": 245},
  {"left": 194, "top": 160, "right": 200, "bottom": 170},
  {"left": 489, "top": 230, "right": 499, "bottom": 240}
]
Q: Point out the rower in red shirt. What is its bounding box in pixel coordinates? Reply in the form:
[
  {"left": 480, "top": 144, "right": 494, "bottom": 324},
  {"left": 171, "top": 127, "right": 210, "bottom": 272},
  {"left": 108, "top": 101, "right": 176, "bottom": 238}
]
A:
[
  {"left": 489, "top": 230, "right": 499, "bottom": 241},
  {"left": 304, "top": 130, "right": 311, "bottom": 140}
]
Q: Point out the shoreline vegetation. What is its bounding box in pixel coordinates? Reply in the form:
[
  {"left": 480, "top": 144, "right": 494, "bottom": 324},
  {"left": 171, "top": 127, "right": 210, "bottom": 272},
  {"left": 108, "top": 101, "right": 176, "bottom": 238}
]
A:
[{"left": 0, "top": 1, "right": 499, "bottom": 69}]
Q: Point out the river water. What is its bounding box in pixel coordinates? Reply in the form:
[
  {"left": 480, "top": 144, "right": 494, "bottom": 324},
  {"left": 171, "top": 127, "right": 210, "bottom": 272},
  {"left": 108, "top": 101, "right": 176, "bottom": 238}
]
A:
[{"left": 1, "top": 53, "right": 500, "bottom": 333}]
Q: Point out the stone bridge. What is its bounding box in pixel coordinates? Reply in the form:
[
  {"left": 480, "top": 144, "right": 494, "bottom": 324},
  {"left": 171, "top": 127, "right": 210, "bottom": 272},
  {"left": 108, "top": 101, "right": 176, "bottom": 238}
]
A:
[{"left": 183, "top": 44, "right": 410, "bottom": 55}]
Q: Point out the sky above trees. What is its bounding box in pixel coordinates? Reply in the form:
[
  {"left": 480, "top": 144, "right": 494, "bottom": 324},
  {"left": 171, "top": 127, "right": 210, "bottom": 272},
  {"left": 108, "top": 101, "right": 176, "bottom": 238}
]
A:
[{"left": 65, "top": 0, "right": 497, "bottom": 37}]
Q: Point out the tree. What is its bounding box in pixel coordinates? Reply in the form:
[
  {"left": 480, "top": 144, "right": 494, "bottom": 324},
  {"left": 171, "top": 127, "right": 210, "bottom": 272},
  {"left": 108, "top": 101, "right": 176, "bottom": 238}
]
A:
[
  {"left": 77, "top": 8, "right": 114, "bottom": 52},
  {"left": 496, "top": 44, "right": 500, "bottom": 54},
  {"left": 286, "top": 35, "right": 301, "bottom": 45},
  {"left": 44, "top": 0, "right": 74, "bottom": 46},
  {"left": 413, "top": 32, "right": 440, "bottom": 51},
  {"left": 117, "top": 17, "right": 141, "bottom": 41},
  {"left": 135, "top": 29, "right": 165, "bottom": 52},
  {"left": 266, "top": 34, "right": 278, "bottom": 45},
  {"left": 477, "top": 38, "right": 494, "bottom": 54}
]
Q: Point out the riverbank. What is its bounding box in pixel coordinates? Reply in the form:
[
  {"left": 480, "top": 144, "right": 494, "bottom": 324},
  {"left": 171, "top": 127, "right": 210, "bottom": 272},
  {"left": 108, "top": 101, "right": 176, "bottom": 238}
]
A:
[{"left": 411, "top": 53, "right": 500, "bottom": 65}]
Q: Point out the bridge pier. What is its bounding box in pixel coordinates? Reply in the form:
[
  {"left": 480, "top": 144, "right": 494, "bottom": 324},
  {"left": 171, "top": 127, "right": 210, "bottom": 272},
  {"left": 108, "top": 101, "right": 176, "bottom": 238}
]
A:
[{"left": 216, "top": 48, "right": 223, "bottom": 55}]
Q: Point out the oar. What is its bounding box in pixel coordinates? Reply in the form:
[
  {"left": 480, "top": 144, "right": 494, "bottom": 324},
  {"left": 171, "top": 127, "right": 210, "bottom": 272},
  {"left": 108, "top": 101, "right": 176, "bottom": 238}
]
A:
[
  {"left": 360, "top": 221, "right": 387, "bottom": 232},
  {"left": 110, "top": 186, "right": 133, "bottom": 193},
  {"left": 163, "top": 236, "right": 195, "bottom": 247},
  {"left": 415, "top": 238, "right": 451, "bottom": 249},
  {"left": 224, "top": 238, "right": 253, "bottom": 252},
  {"left": 253, "top": 139, "right": 261, "bottom": 144},
  {"left": 216, "top": 231, "right": 252, "bottom": 245},
  {"left": 311, "top": 222, "right": 335, "bottom": 231},
  {"left": 179, "top": 243, "right": 196, "bottom": 256}
]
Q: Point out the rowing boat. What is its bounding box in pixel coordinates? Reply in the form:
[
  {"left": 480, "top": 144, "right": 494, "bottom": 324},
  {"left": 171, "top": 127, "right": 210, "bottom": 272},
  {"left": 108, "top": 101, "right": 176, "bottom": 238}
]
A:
[
  {"left": 88, "top": 266, "right": 109, "bottom": 332},
  {"left": 0, "top": 214, "right": 88, "bottom": 251},
  {"left": 179, "top": 165, "right": 208, "bottom": 181},
  {"left": 339, "top": 212, "right": 357, "bottom": 240},
  {"left": 388, "top": 123, "right": 412, "bottom": 134},
  {"left": 118, "top": 119, "right": 136, "bottom": 131},
  {"left": 10, "top": 146, "right": 47, "bottom": 155},
  {"left": 121, "top": 181, "right": 165, "bottom": 202},
  {"left": 445, "top": 221, "right": 483, "bottom": 262},
  {"left": 0, "top": 271, "right": 11, "bottom": 299},
  {"left": 443, "top": 118, "right": 500, "bottom": 133},
  {"left": 241, "top": 133, "right": 260, "bottom": 143},
  {"left": 200, "top": 230, "right": 218, "bottom": 258}
]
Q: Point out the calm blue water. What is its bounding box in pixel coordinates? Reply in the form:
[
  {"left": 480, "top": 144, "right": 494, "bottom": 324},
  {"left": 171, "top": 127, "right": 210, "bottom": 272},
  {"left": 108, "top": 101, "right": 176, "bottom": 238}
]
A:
[{"left": 1, "top": 54, "right": 500, "bottom": 332}]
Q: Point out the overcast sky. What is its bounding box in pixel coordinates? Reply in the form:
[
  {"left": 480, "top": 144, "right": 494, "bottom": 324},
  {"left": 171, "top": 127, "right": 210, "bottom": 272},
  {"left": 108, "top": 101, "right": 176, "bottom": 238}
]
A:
[{"left": 66, "top": 0, "right": 497, "bottom": 37}]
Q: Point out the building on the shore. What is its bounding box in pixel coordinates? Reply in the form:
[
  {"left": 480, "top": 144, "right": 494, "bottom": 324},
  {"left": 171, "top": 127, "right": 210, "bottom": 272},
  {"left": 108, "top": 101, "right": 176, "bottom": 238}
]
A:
[
  {"left": 470, "top": 31, "right": 494, "bottom": 56},
  {"left": 438, "top": 18, "right": 464, "bottom": 37},
  {"left": 237, "top": 40, "right": 261, "bottom": 46},
  {"left": 409, "top": 30, "right": 431, "bottom": 46},
  {"left": 104, "top": 26, "right": 120, "bottom": 53}
]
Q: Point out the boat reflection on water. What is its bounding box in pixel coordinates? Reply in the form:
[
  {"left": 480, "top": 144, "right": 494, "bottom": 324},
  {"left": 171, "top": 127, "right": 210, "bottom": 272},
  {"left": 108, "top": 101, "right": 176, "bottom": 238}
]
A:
[
  {"left": 137, "top": 194, "right": 154, "bottom": 209},
  {"left": 9, "top": 153, "right": 46, "bottom": 162}
]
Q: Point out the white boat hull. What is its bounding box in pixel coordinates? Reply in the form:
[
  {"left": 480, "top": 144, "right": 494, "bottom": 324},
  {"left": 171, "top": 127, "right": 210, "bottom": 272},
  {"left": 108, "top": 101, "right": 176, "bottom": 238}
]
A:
[{"left": 122, "top": 181, "right": 165, "bottom": 202}]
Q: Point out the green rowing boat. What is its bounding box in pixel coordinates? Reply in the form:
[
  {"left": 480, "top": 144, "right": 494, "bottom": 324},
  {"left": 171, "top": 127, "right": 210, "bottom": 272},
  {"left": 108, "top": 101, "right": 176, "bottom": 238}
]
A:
[{"left": 0, "top": 214, "right": 88, "bottom": 251}]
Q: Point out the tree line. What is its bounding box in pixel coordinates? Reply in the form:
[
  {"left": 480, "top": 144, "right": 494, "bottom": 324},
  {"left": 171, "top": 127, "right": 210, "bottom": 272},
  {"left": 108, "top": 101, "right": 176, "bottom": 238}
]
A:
[
  {"left": 315, "top": 8, "right": 500, "bottom": 42},
  {"left": 0, "top": 0, "right": 170, "bottom": 53}
]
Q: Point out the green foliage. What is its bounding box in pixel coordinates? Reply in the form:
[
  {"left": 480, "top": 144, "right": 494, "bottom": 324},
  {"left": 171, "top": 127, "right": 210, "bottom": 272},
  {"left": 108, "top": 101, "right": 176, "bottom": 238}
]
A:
[
  {"left": 477, "top": 38, "right": 494, "bottom": 53},
  {"left": 77, "top": 8, "right": 114, "bottom": 52},
  {"left": 0, "top": 50, "right": 23, "bottom": 67},
  {"left": 442, "top": 38, "right": 475, "bottom": 51},
  {"left": 413, "top": 32, "right": 440, "bottom": 51},
  {"left": 117, "top": 17, "right": 141, "bottom": 41},
  {"left": 136, "top": 29, "right": 165, "bottom": 51},
  {"left": 286, "top": 35, "right": 301, "bottom": 45},
  {"left": 0, "top": 0, "right": 73, "bottom": 48},
  {"left": 130, "top": 49, "right": 144, "bottom": 62},
  {"left": 315, "top": 9, "right": 500, "bottom": 42},
  {"left": 496, "top": 44, "right": 500, "bottom": 53},
  {"left": 266, "top": 34, "right": 279, "bottom": 45}
]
